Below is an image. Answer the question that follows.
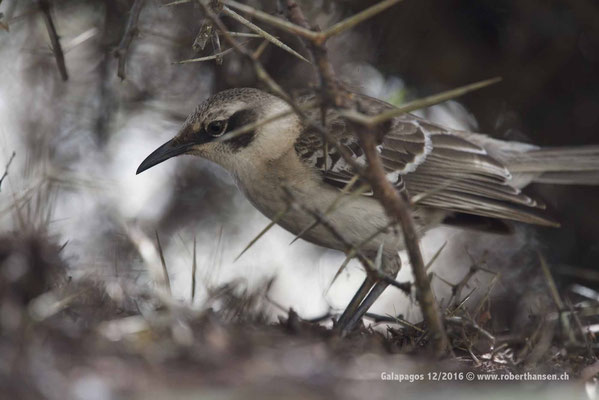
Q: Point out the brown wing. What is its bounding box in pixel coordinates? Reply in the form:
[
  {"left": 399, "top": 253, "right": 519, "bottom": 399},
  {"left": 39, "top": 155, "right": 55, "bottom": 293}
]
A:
[
  {"left": 294, "top": 96, "right": 430, "bottom": 195},
  {"left": 294, "top": 94, "right": 558, "bottom": 227}
]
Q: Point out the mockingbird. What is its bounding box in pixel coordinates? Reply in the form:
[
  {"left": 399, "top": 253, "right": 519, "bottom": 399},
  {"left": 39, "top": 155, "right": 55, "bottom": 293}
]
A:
[{"left": 137, "top": 88, "right": 599, "bottom": 335}]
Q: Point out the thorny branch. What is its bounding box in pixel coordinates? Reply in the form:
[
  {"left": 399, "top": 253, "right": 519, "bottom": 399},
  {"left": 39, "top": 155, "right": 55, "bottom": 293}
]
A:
[
  {"left": 114, "top": 0, "right": 145, "bottom": 80},
  {"left": 357, "top": 127, "right": 450, "bottom": 355},
  {"left": 38, "top": 0, "right": 68, "bottom": 81},
  {"left": 0, "top": 151, "right": 16, "bottom": 192}
]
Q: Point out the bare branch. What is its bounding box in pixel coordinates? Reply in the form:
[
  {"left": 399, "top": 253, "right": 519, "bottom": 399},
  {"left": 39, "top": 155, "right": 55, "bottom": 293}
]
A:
[
  {"left": 223, "top": 0, "right": 317, "bottom": 40},
  {"left": 425, "top": 241, "right": 447, "bottom": 271},
  {"left": 0, "top": 151, "right": 16, "bottom": 192},
  {"left": 341, "top": 77, "right": 502, "bottom": 128},
  {"left": 38, "top": 0, "right": 68, "bottom": 81},
  {"left": 114, "top": 0, "right": 145, "bottom": 80},
  {"left": 227, "top": 31, "right": 262, "bottom": 38},
  {"left": 355, "top": 125, "right": 450, "bottom": 355},
  {"left": 226, "top": 0, "right": 404, "bottom": 44},
  {"left": 155, "top": 231, "right": 172, "bottom": 296},
  {"left": 222, "top": 5, "right": 310, "bottom": 63},
  {"left": 175, "top": 46, "right": 235, "bottom": 64},
  {"left": 234, "top": 206, "right": 290, "bottom": 262},
  {"left": 191, "top": 235, "right": 197, "bottom": 302},
  {"left": 321, "top": 0, "right": 403, "bottom": 40},
  {"left": 446, "top": 316, "right": 495, "bottom": 343}
]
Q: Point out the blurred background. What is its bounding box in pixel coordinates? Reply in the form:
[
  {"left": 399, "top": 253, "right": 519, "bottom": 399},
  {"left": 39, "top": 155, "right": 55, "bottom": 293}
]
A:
[{"left": 1, "top": 0, "right": 598, "bottom": 398}]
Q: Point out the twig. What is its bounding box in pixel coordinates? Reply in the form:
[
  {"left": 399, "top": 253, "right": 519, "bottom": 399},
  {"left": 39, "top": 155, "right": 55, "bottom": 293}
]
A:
[
  {"left": 340, "top": 77, "right": 502, "bottom": 128},
  {"left": 449, "top": 265, "right": 478, "bottom": 308},
  {"left": 0, "top": 151, "right": 16, "bottom": 192},
  {"left": 445, "top": 316, "right": 495, "bottom": 343},
  {"left": 226, "top": 0, "right": 403, "bottom": 43},
  {"left": 356, "top": 126, "right": 450, "bottom": 356},
  {"left": 234, "top": 205, "right": 290, "bottom": 261},
  {"left": 191, "top": 235, "right": 197, "bottom": 302},
  {"left": 155, "top": 231, "right": 172, "bottom": 295},
  {"left": 227, "top": 31, "right": 262, "bottom": 38},
  {"left": 223, "top": 0, "right": 317, "bottom": 40},
  {"left": 326, "top": 221, "right": 397, "bottom": 292},
  {"left": 286, "top": 0, "right": 345, "bottom": 106},
  {"left": 174, "top": 46, "right": 235, "bottom": 63},
  {"left": 114, "top": 0, "right": 145, "bottom": 80},
  {"left": 425, "top": 241, "right": 446, "bottom": 271},
  {"left": 365, "top": 312, "right": 424, "bottom": 332},
  {"left": 38, "top": 0, "right": 68, "bottom": 81},
  {"left": 320, "top": 0, "right": 403, "bottom": 41},
  {"left": 222, "top": 5, "right": 309, "bottom": 63}
]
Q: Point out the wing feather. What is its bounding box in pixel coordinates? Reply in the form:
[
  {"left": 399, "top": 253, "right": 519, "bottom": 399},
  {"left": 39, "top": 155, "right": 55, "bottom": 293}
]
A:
[{"left": 293, "top": 93, "right": 557, "bottom": 226}]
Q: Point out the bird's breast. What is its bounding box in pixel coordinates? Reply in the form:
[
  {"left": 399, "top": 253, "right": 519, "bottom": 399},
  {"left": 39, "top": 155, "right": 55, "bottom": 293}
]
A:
[{"left": 235, "top": 171, "right": 404, "bottom": 254}]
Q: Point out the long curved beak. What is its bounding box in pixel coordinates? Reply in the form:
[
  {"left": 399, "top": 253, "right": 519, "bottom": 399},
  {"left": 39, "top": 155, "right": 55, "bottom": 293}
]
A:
[{"left": 136, "top": 139, "right": 194, "bottom": 175}]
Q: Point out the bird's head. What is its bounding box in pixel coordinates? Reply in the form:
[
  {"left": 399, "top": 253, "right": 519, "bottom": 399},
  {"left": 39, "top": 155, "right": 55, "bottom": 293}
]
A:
[{"left": 136, "top": 88, "right": 300, "bottom": 176}]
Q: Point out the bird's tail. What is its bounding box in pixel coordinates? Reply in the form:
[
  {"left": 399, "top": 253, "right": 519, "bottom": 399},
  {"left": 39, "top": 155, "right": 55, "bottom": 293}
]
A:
[{"left": 506, "top": 145, "right": 599, "bottom": 186}]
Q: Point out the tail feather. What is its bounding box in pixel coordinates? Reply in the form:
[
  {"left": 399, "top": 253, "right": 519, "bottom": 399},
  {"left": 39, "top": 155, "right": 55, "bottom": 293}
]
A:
[{"left": 506, "top": 145, "right": 599, "bottom": 186}]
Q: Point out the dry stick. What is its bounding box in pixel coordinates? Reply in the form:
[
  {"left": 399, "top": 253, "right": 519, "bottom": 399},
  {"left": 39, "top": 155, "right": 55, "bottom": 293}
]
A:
[
  {"left": 358, "top": 130, "right": 450, "bottom": 355},
  {"left": 221, "top": 5, "right": 309, "bottom": 63},
  {"left": 175, "top": 46, "right": 235, "bottom": 63},
  {"left": 234, "top": 205, "right": 290, "bottom": 261},
  {"left": 38, "top": 0, "right": 68, "bottom": 81},
  {"left": 114, "top": 0, "right": 145, "bottom": 80},
  {"left": 341, "top": 77, "right": 502, "bottom": 127},
  {"left": 320, "top": 0, "right": 403, "bottom": 41},
  {"left": 223, "top": 0, "right": 317, "bottom": 40},
  {"left": 0, "top": 151, "right": 16, "bottom": 192},
  {"left": 226, "top": 0, "right": 404, "bottom": 43},
  {"left": 191, "top": 235, "right": 197, "bottom": 302},
  {"left": 155, "top": 231, "right": 172, "bottom": 295}
]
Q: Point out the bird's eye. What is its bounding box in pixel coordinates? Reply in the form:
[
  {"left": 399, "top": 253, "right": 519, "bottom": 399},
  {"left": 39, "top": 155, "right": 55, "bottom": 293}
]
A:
[{"left": 206, "top": 120, "right": 227, "bottom": 137}]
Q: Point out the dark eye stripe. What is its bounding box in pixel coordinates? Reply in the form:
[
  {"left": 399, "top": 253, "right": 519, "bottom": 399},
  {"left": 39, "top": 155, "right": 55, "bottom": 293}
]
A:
[{"left": 225, "top": 109, "right": 258, "bottom": 151}]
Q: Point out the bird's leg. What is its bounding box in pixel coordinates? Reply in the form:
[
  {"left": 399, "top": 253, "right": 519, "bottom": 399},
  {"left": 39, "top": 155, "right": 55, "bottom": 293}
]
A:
[
  {"left": 335, "top": 274, "right": 377, "bottom": 330},
  {"left": 336, "top": 254, "right": 401, "bottom": 336}
]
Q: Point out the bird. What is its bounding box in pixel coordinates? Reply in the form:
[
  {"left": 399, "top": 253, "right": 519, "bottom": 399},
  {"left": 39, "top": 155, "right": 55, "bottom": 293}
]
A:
[{"left": 137, "top": 87, "right": 599, "bottom": 335}]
